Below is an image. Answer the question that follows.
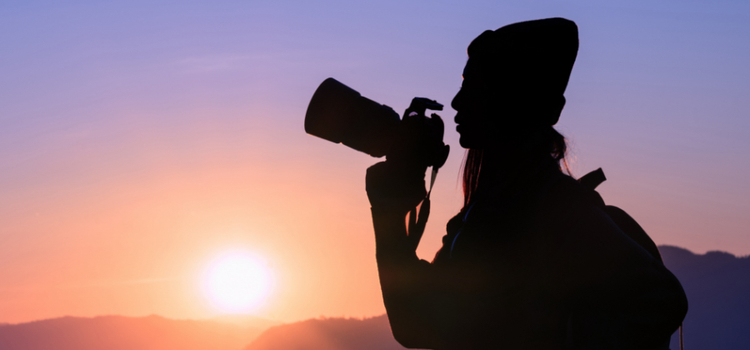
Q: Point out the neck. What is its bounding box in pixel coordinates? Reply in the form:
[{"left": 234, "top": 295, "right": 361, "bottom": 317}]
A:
[
  {"left": 462, "top": 126, "right": 566, "bottom": 207},
  {"left": 474, "top": 131, "right": 558, "bottom": 197},
  {"left": 477, "top": 150, "right": 543, "bottom": 187}
]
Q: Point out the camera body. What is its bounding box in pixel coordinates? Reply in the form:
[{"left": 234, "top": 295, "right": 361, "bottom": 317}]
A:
[{"left": 305, "top": 78, "right": 450, "bottom": 169}]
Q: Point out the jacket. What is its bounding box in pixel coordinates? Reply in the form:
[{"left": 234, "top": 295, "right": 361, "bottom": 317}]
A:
[{"left": 372, "top": 160, "right": 687, "bottom": 349}]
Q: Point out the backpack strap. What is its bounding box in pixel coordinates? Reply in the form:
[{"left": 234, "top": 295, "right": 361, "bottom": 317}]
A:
[
  {"left": 578, "top": 167, "right": 606, "bottom": 191},
  {"left": 578, "top": 168, "right": 663, "bottom": 262}
]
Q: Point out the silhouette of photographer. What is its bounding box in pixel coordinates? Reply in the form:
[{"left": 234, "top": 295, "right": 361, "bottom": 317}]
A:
[{"left": 365, "top": 18, "right": 687, "bottom": 349}]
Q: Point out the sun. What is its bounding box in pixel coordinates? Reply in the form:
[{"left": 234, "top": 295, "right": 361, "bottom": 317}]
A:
[{"left": 203, "top": 251, "right": 273, "bottom": 313}]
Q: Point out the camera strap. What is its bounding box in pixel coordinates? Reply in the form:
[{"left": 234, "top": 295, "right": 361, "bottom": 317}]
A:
[
  {"left": 407, "top": 167, "right": 439, "bottom": 251},
  {"left": 427, "top": 167, "right": 438, "bottom": 199}
]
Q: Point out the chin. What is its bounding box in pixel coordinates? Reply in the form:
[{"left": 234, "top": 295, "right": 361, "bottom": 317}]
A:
[{"left": 458, "top": 135, "right": 483, "bottom": 150}]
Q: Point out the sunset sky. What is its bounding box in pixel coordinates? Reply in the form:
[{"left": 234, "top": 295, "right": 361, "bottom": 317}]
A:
[{"left": 1, "top": 1, "right": 749, "bottom": 325}]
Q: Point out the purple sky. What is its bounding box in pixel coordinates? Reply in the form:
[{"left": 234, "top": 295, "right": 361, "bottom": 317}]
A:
[{"left": 1, "top": 0, "right": 749, "bottom": 322}]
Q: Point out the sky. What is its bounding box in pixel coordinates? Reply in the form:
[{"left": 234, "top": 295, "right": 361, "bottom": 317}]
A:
[{"left": 1, "top": 0, "right": 749, "bottom": 324}]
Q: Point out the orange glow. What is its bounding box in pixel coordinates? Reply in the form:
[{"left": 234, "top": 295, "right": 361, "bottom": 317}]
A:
[
  {"left": 3, "top": 1, "right": 749, "bottom": 329},
  {"left": 203, "top": 251, "right": 273, "bottom": 313}
]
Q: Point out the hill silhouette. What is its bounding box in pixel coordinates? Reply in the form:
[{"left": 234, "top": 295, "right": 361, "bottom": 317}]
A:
[
  {"left": 244, "top": 315, "right": 406, "bottom": 350},
  {"left": 0, "top": 315, "right": 265, "bottom": 350},
  {"left": 1, "top": 246, "right": 747, "bottom": 349},
  {"left": 242, "top": 246, "right": 750, "bottom": 350},
  {"left": 209, "top": 314, "right": 281, "bottom": 330},
  {"left": 661, "top": 245, "right": 750, "bottom": 350}
]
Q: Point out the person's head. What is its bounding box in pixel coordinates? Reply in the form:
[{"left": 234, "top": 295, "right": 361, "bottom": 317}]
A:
[
  {"left": 452, "top": 17, "right": 578, "bottom": 150},
  {"left": 455, "top": 18, "right": 579, "bottom": 205}
]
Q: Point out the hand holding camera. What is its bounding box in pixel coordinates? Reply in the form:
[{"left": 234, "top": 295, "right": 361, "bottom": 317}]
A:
[
  {"left": 386, "top": 98, "right": 450, "bottom": 170},
  {"left": 305, "top": 78, "right": 450, "bottom": 248},
  {"left": 365, "top": 160, "right": 426, "bottom": 216}
]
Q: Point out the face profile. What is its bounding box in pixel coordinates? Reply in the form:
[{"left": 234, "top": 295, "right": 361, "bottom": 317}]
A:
[{"left": 452, "top": 81, "right": 495, "bottom": 150}]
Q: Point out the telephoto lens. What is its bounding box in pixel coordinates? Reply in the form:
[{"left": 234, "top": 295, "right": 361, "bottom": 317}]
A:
[
  {"left": 305, "top": 78, "right": 449, "bottom": 168},
  {"left": 305, "top": 78, "right": 401, "bottom": 158}
]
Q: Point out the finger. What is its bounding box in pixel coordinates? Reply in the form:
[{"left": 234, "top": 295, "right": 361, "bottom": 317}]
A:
[
  {"left": 365, "top": 162, "right": 390, "bottom": 190},
  {"left": 430, "top": 113, "right": 445, "bottom": 138}
]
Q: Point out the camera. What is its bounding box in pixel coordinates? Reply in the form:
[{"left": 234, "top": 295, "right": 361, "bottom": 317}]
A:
[{"left": 304, "top": 78, "right": 450, "bottom": 169}]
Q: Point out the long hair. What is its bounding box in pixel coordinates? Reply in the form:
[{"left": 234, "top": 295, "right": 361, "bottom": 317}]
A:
[
  {"left": 461, "top": 126, "right": 570, "bottom": 209},
  {"left": 461, "top": 149, "right": 483, "bottom": 208}
]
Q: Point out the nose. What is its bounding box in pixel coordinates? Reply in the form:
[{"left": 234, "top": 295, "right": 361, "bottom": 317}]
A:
[{"left": 451, "top": 88, "right": 464, "bottom": 113}]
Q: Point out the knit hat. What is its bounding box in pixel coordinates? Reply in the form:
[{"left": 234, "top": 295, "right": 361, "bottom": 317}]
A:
[{"left": 465, "top": 17, "right": 579, "bottom": 126}]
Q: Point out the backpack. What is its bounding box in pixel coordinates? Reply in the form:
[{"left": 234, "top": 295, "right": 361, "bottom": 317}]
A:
[
  {"left": 577, "top": 168, "right": 663, "bottom": 262},
  {"left": 577, "top": 168, "right": 686, "bottom": 350}
]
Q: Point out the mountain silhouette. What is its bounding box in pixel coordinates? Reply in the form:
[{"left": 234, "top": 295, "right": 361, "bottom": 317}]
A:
[
  {"left": 0, "top": 315, "right": 265, "bottom": 350},
  {"left": 244, "top": 315, "right": 405, "bottom": 350},
  {"left": 242, "top": 246, "right": 749, "bottom": 350},
  {"left": 661, "top": 245, "right": 750, "bottom": 350},
  {"left": 209, "top": 314, "right": 281, "bottom": 330},
  {"left": 1, "top": 246, "right": 747, "bottom": 350}
]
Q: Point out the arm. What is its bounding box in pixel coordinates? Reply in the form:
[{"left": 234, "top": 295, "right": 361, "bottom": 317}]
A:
[
  {"left": 372, "top": 208, "right": 439, "bottom": 348},
  {"left": 366, "top": 161, "right": 462, "bottom": 349}
]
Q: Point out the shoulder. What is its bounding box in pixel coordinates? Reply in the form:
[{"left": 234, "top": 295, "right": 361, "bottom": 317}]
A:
[
  {"left": 535, "top": 174, "right": 662, "bottom": 287},
  {"left": 540, "top": 174, "right": 618, "bottom": 234}
]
